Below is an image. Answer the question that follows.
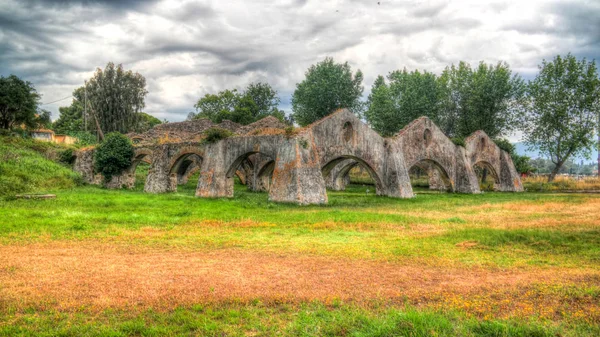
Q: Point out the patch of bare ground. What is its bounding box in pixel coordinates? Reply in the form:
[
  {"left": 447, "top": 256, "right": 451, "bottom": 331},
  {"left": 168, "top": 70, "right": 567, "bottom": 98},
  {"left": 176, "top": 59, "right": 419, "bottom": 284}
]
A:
[{"left": 0, "top": 242, "right": 598, "bottom": 321}]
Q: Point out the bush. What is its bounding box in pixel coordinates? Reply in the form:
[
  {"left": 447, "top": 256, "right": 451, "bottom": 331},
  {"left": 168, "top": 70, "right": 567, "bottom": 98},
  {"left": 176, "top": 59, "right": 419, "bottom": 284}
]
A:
[
  {"left": 58, "top": 148, "right": 76, "bottom": 166},
  {"left": 94, "top": 132, "right": 134, "bottom": 181},
  {"left": 202, "top": 127, "right": 233, "bottom": 144}
]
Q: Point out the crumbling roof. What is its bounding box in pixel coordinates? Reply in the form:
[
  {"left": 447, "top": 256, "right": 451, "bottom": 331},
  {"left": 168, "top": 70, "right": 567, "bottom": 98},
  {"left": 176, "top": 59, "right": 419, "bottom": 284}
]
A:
[
  {"left": 128, "top": 119, "right": 242, "bottom": 144},
  {"left": 235, "top": 116, "right": 287, "bottom": 136}
]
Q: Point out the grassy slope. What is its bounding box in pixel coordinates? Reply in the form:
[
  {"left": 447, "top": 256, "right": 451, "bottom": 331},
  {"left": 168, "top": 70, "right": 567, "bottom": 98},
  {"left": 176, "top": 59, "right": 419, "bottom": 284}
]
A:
[
  {"left": 0, "top": 137, "right": 81, "bottom": 197},
  {"left": 1, "top": 174, "right": 599, "bottom": 335}
]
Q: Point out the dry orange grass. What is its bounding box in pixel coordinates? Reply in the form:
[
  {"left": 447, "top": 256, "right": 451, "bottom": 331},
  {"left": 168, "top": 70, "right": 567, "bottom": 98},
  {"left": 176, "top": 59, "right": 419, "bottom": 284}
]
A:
[
  {"left": 0, "top": 242, "right": 598, "bottom": 322},
  {"left": 523, "top": 175, "right": 600, "bottom": 191}
]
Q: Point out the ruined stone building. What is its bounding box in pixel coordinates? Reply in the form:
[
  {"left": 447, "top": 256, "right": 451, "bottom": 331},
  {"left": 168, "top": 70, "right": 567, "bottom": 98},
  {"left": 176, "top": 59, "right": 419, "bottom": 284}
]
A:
[{"left": 74, "top": 109, "right": 523, "bottom": 205}]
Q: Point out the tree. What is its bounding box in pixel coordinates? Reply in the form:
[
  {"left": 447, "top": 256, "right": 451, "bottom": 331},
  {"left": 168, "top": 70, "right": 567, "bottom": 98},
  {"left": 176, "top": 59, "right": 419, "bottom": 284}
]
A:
[
  {"left": 84, "top": 62, "right": 148, "bottom": 136},
  {"left": 439, "top": 61, "right": 526, "bottom": 139},
  {"left": 365, "top": 70, "right": 442, "bottom": 136},
  {"left": 292, "top": 57, "right": 364, "bottom": 126},
  {"left": 193, "top": 82, "right": 285, "bottom": 125},
  {"left": 94, "top": 132, "right": 135, "bottom": 182},
  {"left": 364, "top": 76, "right": 396, "bottom": 136},
  {"left": 135, "top": 113, "right": 162, "bottom": 133},
  {"left": 53, "top": 87, "right": 87, "bottom": 134},
  {"left": 523, "top": 54, "right": 600, "bottom": 182},
  {"left": 0, "top": 75, "right": 41, "bottom": 130}
]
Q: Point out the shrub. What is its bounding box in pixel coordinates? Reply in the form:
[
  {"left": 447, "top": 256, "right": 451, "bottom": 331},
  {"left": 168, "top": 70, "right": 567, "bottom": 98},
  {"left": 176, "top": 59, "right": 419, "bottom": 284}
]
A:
[
  {"left": 94, "top": 132, "right": 134, "bottom": 181},
  {"left": 202, "top": 127, "right": 233, "bottom": 144},
  {"left": 58, "top": 148, "right": 76, "bottom": 166}
]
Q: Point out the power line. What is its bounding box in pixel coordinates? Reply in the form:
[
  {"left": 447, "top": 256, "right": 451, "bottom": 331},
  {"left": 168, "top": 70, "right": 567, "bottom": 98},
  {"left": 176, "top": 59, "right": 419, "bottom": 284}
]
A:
[{"left": 41, "top": 95, "right": 73, "bottom": 105}]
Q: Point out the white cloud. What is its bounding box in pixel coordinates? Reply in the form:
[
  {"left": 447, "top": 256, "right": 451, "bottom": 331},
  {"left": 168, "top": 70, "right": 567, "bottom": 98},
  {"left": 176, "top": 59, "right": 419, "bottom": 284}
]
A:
[{"left": 1, "top": 0, "right": 598, "bottom": 128}]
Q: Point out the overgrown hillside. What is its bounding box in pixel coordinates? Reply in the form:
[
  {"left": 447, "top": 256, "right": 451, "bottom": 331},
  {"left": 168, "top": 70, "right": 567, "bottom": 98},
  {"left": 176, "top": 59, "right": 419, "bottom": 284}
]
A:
[{"left": 0, "top": 137, "right": 82, "bottom": 197}]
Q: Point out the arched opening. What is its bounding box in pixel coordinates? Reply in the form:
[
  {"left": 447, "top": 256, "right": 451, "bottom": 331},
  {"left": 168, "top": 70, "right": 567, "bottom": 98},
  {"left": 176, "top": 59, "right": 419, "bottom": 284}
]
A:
[
  {"left": 408, "top": 159, "right": 453, "bottom": 193},
  {"left": 255, "top": 160, "right": 275, "bottom": 192},
  {"left": 343, "top": 121, "right": 354, "bottom": 143},
  {"left": 226, "top": 152, "right": 276, "bottom": 195},
  {"left": 322, "top": 156, "right": 382, "bottom": 195},
  {"left": 130, "top": 153, "right": 151, "bottom": 190},
  {"left": 169, "top": 153, "right": 203, "bottom": 193},
  {"left": 423, "top": 128, "right": 432, "bottom": 147},
  {"left": 474, "top": 161, "right": 500, "bottom": 191}
]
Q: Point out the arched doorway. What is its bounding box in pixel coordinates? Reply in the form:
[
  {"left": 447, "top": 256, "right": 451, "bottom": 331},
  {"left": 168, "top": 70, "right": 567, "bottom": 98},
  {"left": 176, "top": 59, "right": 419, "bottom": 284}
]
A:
[
  {"left": 408, "top": 159, "right": 453, "bottom": 193},
  {"left": 169, "top": 153, "right": 203, "bottom": 193},
  {"left": 321, "top": 156, "right": 383, "bottom": 195},
  {"left": 226, "top": 151, "right": 276, "bottom": 196},
  {"left": 130, "top": 153, "right": 152, "bottom": 190},
  {"left": 473, "top": 161, "right": 500, "bottom": 191}
]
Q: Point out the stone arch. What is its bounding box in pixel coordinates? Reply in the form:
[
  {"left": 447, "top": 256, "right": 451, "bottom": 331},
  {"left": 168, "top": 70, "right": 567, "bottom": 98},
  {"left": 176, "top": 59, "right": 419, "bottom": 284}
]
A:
[
  {"left": 167, "top": 147, "right": 205, "bottom": 191},
  {"left": 169, "top": 153, "right": 203, "bottom": 190},
  {"left": 321, "top": 156, "right": 384, "bottom": 195},
  {"left": 254, "top": 160, "right": 275, "bottom": 192},
  {"left": 393, "top": 116, "right": 480, "bottom": 194},
  {"left": 409, "top": 159, "right": 454, "bottom": 192},
  {"left": 125, "top": 148, "right": 154, "bottom": 188},
  {"left": 324, "top": 158, "right": 357, "bottom": 191},
  {"left": 473, "top": 160, "right": 501, "bottom": 190},
  {"left": 465, "top": 131, "right": 523, "bottom": 192}
]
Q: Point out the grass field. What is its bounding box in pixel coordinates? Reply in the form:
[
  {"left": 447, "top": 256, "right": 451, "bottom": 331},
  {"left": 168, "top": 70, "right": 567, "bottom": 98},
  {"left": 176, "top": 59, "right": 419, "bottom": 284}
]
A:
[{"left": 1, "top": 172, "right": 599, "bottom": 336}]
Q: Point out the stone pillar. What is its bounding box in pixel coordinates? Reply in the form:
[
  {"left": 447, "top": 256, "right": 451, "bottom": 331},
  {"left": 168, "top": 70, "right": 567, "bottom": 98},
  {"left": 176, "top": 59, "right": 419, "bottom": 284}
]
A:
[
  {"left": 383, "top": 140, "right": 414, "bottom": 198},
  {"left": 144, "top": 145, "right": 174, "bottom": 193},
  {"left": 498, "top": 151, "right": 524, "bottom": 192},
  {"left": 428, "top": 168, "right": 448, "bottom": 191},
  {"left": 269, "top": 137, "right": 327, "bottom": 205},
  {"left": 195, "top": 142, "right": 234, "bottom": 198},
  {"left": 453, "top": 146, "right": 481, "bottom": 194}
]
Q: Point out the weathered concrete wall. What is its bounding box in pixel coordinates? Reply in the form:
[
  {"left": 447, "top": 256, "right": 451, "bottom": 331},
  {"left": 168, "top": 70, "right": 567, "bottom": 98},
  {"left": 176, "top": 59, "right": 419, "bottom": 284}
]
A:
[
  {"left": 305, "top": 109, "right": 413, "bottom": 198},
  {"left": 464, "top": 131, "right": 523, "bottom": 192},
  {"left": 392, "top": 117, "right": 480, "bottom": 194},
  {"left": 73, "top": 112, "right": 522, "bottom": 205}
]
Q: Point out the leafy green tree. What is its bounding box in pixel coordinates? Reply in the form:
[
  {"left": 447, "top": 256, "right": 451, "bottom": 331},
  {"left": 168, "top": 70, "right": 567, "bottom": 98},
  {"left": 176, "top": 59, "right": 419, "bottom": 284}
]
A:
[
  {"left": 364, "top": 76, "right": 396, "bottom": 136},
  {"left": 0, "top": 74, "right": 41, "bottom": 130},
  {"left": 94, "top": 132, "right": 135, "bottom": 181},
  {"left": 135, "top": 113, "right": 162, "bottom": 133},
  {"left": 439, "top": 61, "right": 526, "bottom": 138},
  {"left": 193, "top": 82, "right": 285, "bottom": 125},
  {"left": 85, "top": 62, "right": 148, "bottom": 136},
  {"left": 524, "top": 54, "right": 600, "bottom": 182},
  {"left": 53, "top": 88, "right": 85, "bottom": 134},
  {"left": 365, "top": 70, "right": 442, "bottom": 136},
  {"left": 292, "top": 57, "right": 364, "bottom": 126}
]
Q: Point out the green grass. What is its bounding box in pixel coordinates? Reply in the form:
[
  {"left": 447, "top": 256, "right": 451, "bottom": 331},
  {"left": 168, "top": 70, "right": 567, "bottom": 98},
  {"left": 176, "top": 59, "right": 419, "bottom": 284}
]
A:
[
  {"left": 1, "top": 302, "right": 596, "bottom": 337},
  {"left": 1, "top": 180, "right": 598, "bottom": 268},
  {"left": 0, "top": 136, "right": 81, "bottom": 197},
  {"left": 1, "top": 161, "right": 599, "bottom": 335}
]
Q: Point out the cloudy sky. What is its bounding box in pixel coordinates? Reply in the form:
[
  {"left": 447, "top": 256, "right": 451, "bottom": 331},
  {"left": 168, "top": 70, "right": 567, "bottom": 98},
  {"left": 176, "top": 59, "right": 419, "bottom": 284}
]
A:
[{"left": 1, "top": 0, "right": 599, "bottom": 126}]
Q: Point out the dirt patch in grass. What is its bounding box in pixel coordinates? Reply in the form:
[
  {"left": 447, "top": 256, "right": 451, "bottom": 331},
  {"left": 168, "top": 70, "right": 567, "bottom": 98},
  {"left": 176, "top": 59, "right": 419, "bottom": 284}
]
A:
[{"left": 0, "top": 242, "right": 598, "bottom": 322}]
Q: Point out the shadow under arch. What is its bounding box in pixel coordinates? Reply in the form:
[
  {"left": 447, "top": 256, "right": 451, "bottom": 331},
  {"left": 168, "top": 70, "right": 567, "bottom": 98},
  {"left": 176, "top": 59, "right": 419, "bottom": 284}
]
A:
[{"left": 321, "top": 156, "right": 384, "bottom": 195}]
